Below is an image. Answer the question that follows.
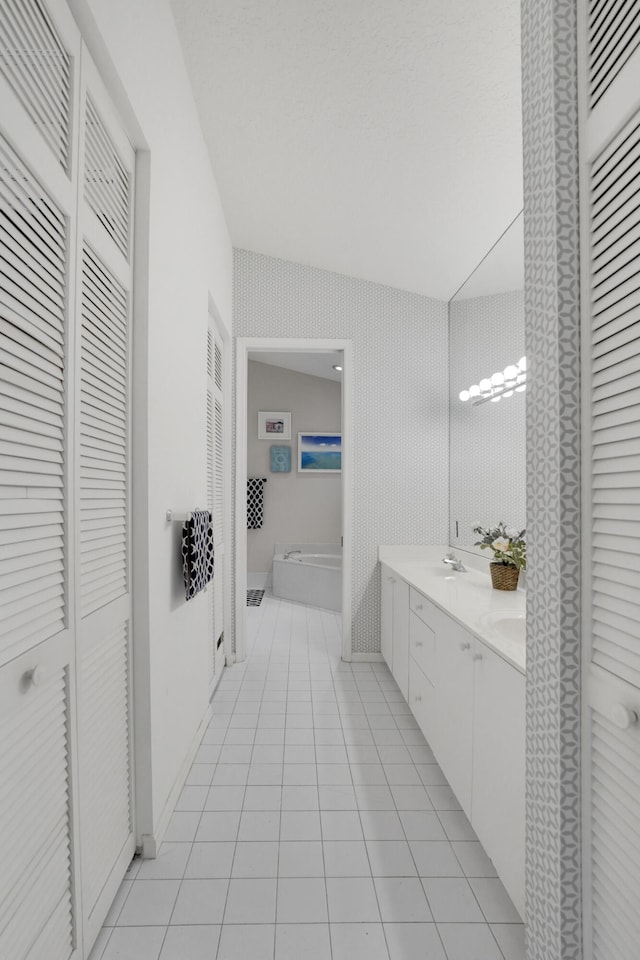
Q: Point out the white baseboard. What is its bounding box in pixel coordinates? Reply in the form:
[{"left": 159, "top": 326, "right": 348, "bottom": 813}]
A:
[
  {"left": 144, "top": 705, "right": 212, "bottom": 857},
  {"left": 347, "top": 652, "right": 384, "bottom": 662},
  {"left": 247, "top": 572, "right": 270, "bottom": 590}
]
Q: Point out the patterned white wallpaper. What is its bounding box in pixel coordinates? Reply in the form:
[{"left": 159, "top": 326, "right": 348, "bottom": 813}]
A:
[
  {"left": 233, "top": 249, "right": 449, "bottom": 654},
  {"left": 521, "top": 0, "right": 582, "bottom": 957},
  {"left": 449, "top": 290, "right": 526, "bottom": 550}
]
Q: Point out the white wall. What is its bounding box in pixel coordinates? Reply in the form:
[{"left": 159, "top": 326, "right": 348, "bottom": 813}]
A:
[
  {"left": 247, "top": 361, "right": 342, "bottom": 576},
  {"left": 234, "top": 250, "right": 449, "bottom": 655},
  {"left": 71, "top": 0, "right": 233, "bottom": 847}
]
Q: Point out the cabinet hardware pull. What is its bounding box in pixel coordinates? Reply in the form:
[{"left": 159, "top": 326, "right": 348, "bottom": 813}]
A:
[
  {"left": 414, "top": 695, "right": 422, "bottom": 702},
  {"left": 611, "top": 703, "right": 639, "bottom": 729},
  {"left": 459, "top": 642, "right": 470, "bottom": 651},
  {"left": 473, "top": 653, "right": 483, "bottom": 661},
  {"left": 416, "top": 604, "right": 423, "bottom": 610},
  {"left": 23, "top": 665, "right": 47, "bottom": 688}
]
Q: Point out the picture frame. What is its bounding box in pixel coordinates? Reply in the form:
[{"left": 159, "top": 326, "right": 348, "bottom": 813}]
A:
[
  {"left": 270, "top": 445, "right": 291, "bottom": 473},
  {"left": 298, "top": 432, "right": 342, "bottom": 473},
  {"left": 258, "top": 411, "right": 291, "bottom": 440}
]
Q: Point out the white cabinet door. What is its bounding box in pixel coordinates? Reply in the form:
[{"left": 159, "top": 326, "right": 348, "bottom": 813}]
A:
[
  {"left": 380, "top": 563, "right": 394, "bottom": 671},
  {"left": 472, "top": 641, "right": 525, "bottom": 919},
  {"left": 436, "top": 618, "right": 474, "bottom": 815},
  {"left": 392, "top": 578, "right": 410, "bottom": 700}
]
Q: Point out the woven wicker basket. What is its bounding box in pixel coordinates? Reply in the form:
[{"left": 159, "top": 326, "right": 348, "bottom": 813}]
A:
[{"left": 490, "top": 562, "right": 520, "bottom": 591}]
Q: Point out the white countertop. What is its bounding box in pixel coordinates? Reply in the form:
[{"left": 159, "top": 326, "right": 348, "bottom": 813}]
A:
[{"left": 379, "top": 545, "right": 526, "bottom": 674}]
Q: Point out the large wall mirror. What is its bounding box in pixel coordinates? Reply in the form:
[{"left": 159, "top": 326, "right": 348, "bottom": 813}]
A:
[{"left": 448, "top": 212, "right": 526, "bottom": 556}]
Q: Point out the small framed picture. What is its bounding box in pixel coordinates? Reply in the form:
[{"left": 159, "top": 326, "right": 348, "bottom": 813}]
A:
[
  {"left": 270, "top": 445, "right": 291, "bottom": 473},
  {"left": 298, "top": 432, "right": 342, "bottom": 473},
  {"left": 258, "top": 411, "right": 291, "bottom": 440}
]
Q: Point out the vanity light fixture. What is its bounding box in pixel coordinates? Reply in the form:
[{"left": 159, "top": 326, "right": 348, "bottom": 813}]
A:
[
  {"left": 459, "top": 357, "right": 526, "bottom": 406},
  {"left": 332, "top": 364, "right": 343, "bottom": 372}
]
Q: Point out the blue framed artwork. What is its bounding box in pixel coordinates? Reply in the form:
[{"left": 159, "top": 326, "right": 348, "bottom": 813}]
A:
[
  {"left": 270, "top": 445, "right": 291, "bottom": 473},
  {"left": 298, "top": 432, "right": 342, "bottom": 473}
]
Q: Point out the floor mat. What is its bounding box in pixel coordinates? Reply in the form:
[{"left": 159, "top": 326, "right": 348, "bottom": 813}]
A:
[{"left": 246, "top": 589, "right": 265, "bottom": 606}]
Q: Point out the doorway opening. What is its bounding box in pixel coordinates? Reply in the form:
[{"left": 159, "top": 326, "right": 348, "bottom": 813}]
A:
[{"left": 235, "top": 338, "right": 353, "bottom": 662}]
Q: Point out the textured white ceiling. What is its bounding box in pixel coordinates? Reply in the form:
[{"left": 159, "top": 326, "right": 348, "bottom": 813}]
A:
[{"left": 170, "top": 0, "right": 523, "bottom": 301}]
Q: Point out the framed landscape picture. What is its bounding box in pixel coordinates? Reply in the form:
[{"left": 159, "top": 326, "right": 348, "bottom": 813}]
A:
[
  {"left": 258, "top": 411, "right": 291, "bottom": 440},
  {"left": 298, "top": 432, "right": 342, "bottom": 473}
]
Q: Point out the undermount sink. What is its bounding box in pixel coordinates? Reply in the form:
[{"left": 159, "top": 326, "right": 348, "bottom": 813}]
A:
[{"left": 489, "top": 615, "right": 526, "bottom": 644}]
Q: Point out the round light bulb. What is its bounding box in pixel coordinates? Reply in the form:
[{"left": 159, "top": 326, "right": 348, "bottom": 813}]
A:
[
  {"left": 459, "top": 389, "right": 470, "bottom": 402},
  {"left": 502, "top": 389, "right": 514, "bottom": 398},
  {"left": 518, "top": 356, "right": 527, "bottom": 372},
  {"left": 491, "top": 372, "right": 505, "bottom": 386},
  {"left": 515, "top": 383, "right": 526, "bottom": 392},
  {"left": 469, "top": 384, "right": 480, "bottom": 397},
  {"left": 503, "top": 365, "right": 518, "bottom": 381},
  {"left": 479, "top": 378, "right": 492, "bottom": 394},
  {"left": 490, "top": 395, "right": 501, "bottom": 402}
]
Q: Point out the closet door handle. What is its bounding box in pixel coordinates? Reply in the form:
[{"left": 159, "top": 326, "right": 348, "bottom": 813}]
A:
[
  {"left": 23, "top": 665, "right": 47, "bottom": 689},
  {"left": 611, "top": 703, "right": 639, "bottom": 729},
  {"left": 473, "top": 653, "right": 483, "bottom": 662},
  {"left": 459, "top": 642, "right": 471, "bottom": 651}
]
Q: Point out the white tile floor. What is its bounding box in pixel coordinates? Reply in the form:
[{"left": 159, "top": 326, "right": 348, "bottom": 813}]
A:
[{"left": 90, "top": 595, "right": 525, "bottom": 960}]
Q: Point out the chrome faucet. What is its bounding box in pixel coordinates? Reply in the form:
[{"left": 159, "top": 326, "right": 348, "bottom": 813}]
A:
[
  {"left": 442, "top": 551, "right": 466, "bottom": 572},
  {"left": 284, "top": 549, "right": 302, "bottom": 560}
]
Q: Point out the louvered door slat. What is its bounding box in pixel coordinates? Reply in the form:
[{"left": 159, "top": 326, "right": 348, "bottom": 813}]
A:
[
  {"left": 79, "top": 623, "right": 131, "bottom": 916},
  {"left": 79, "top": 243, "right": 127, "bottom": 618},
  {"left": 0, "top": 0, "right": 71, "bottom": 169},
  {"left": 0, "top": 666, "right": 73, "bottom": 960},
  {"left": 589, "top": 0, "right": 640, "bottom": 106},
  {"left": 84, "top": 96, "right": 130, "bottom": 259},
  {"left": 0, "top": 132, "right": 66, "bottom": 664}
]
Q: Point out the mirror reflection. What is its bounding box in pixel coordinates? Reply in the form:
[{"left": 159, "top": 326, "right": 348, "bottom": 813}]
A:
[{"left": 448, "top": 212, "right": 526, "bottom": 556}]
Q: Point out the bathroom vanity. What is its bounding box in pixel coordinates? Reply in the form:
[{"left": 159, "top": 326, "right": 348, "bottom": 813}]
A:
[{"left": 379, "top": 545, "right": 525, "bottom": 919}]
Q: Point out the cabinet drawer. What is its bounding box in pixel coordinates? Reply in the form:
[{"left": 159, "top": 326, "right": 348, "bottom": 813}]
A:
[
  {"left": 409, "top": 587, "right": 441, "bottom": 629},
  {"left": 409, "top": 612, "right": 436, "bottom": 685},
  {"left": 408, "top": 657, "right": 437, "bottom": 751}
]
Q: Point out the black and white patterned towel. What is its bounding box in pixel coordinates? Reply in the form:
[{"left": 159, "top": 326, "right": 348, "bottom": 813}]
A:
[
  {"left": 181, "top": 509, "right": 214, "bottom": 601},
  {"left": 247, "top": 478, "right": 267, "bottom": 529}
]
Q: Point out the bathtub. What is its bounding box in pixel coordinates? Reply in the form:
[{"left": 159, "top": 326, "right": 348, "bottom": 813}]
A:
[{"left": 272, "top": 544, "right": 342, "bottom": 612}]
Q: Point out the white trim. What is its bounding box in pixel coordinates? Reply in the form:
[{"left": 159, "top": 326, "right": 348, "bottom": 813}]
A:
[
  {"left": 235, "top": 338, "right": 354, "bottom": 662},
  {"left": 141, "top": 704, "right": 212, "bottom": 857}
]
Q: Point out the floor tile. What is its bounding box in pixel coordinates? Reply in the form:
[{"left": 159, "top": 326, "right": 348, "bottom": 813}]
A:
[
  {"left": 374, "top": 877, "right": 433, "bottom": 922},
  {"left": 185, "top": 842, "right": 235, "bottom": 879},
  {"left": 247, "top": 763, "right": 283, "bottom": 785},
  {"left": 437, "top": 811, "right": 478, "bottom": 842},
  {"left": 350, "top": 763, "right": 387, "bottom": 784},
  {"left": 205, "top": 786, "right": 245, "bottom": 811},
  {"left": 326, "top": 877, "right": 380, "bottom": 922},
  {"left": 409, "top": 840, "right": 464, "bottom": 878},
  {"left": 232, "top": 841, "right": 279, "bottom": 878},
  {"left": 384, "top": 922, "right": 447, "bottom": 960},
  {"left": 274, "top": 922, "right": 332, "bottom": 960},
  {"left": 243, "top": 785, "right": 282, "bottom": 810},
  {"left": 282, "top": 762, "right": 317, "bottom": 784},
  {"left": 330, "top": 922, "right": 390, "bottom": 960},
  {"left": 469, "top": 878, "right": 522, "bottom": 922},
  {"left": 224, "top": 878, "right": 277, "bottom": 924},
  {"left": 101, "top": 927, "right": 166, "bottom": 960},
  {"left": 277, "top": 877, "right": 328, "bottom": 922},
  {"left": 317, "top": 763, "right": 352, "bottom": 784},
  {"left": 390, "top": 784, "right": 433, "bottom": 810},
  {"left": 451, "top": 842, "right": 498, "bottom": 878},
  {"left": 354, "top": 784, "right": 395, "bottom": 810},
  {"left": 323, "top": 840, "right": 371, "bottom": 876},
  {"left": 366, "top": 839, "right": 417, "bottom": 877},
  {"left": 117, "top": 880, "right": 180, "bottom": 926},
  {"left": 399, "top": 810, "right": 447, "bottom": 841},
  {"left": 238, "top": 810, "right": 280, "bottom": 841},
  {"left": 318, "top": 784, "right": 358, "bottom": 809},
  {"left": 320, "top": 810, "right": 364, "bottom": 840},
  {"left": 360, "top": 810, "right": 405, "bottom": 840},
  {"left": 278, "top": 840, "right": 325, "bottom": 877},
  {"left": 136, "top": 843, "right": 191, "bottom": 880},
  {"left": 280, "top": 810, "right": 322, "bottom": 840},
  {"left": 175, "top": 785, "right": 209, "bottom": 810},
  {"left": 171, "top": 879, "right": 228, "bottom": 924},
  {"left": 422, "top": 878, "right": 485, "bottom": 922},
  {"left": 490, "top": 923, "right": 526, "bottom": 960},
  {"left": 216, "top": 924, "right": 275, "bottom": 960},
  {"left": 211, "top": 764, "right": 249, "bottom": 786},
  {"left": 196, "top": 811, "right": 241, "bottom": 842},
  {"left": 281, "top": 784, "right": 319, "bottom": 810},
  {"left": 437, "top": 923, "right": 503, "bottom": 960},
  {"left": 383, "top": 764, "right": 422, "bottom": 785},
  {"left": 426, "top": 784, "right": 462, "bottom": 810},
  {"left": 252, "top": 744, "right": 285, "bottom": 764},
  {"left": 164, "top": 811, "right": 200, "bottom": 842}
]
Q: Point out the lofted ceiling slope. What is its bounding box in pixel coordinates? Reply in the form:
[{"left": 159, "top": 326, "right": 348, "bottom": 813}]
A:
[{"left": 170, "top": 0, "right": 523, "bottom": 301}]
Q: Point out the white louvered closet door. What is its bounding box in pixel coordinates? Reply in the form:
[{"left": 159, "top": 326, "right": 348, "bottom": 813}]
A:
[
  {"left": 580, "top": 4, "right": 640, "bottom": 957},
  {"left": 0, "top": 2, "right": 81, "bottom": 958},
  {"left": 207, "top": 317, "right": 225, "bottom": 692},
  {"left": 74, "top": 52, "right": 135, "bottom": 950}
]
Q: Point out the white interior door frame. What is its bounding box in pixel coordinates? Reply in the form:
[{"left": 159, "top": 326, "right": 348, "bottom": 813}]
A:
[{"left": 235, "top": 337, "right": 353, "bottom": 663}]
